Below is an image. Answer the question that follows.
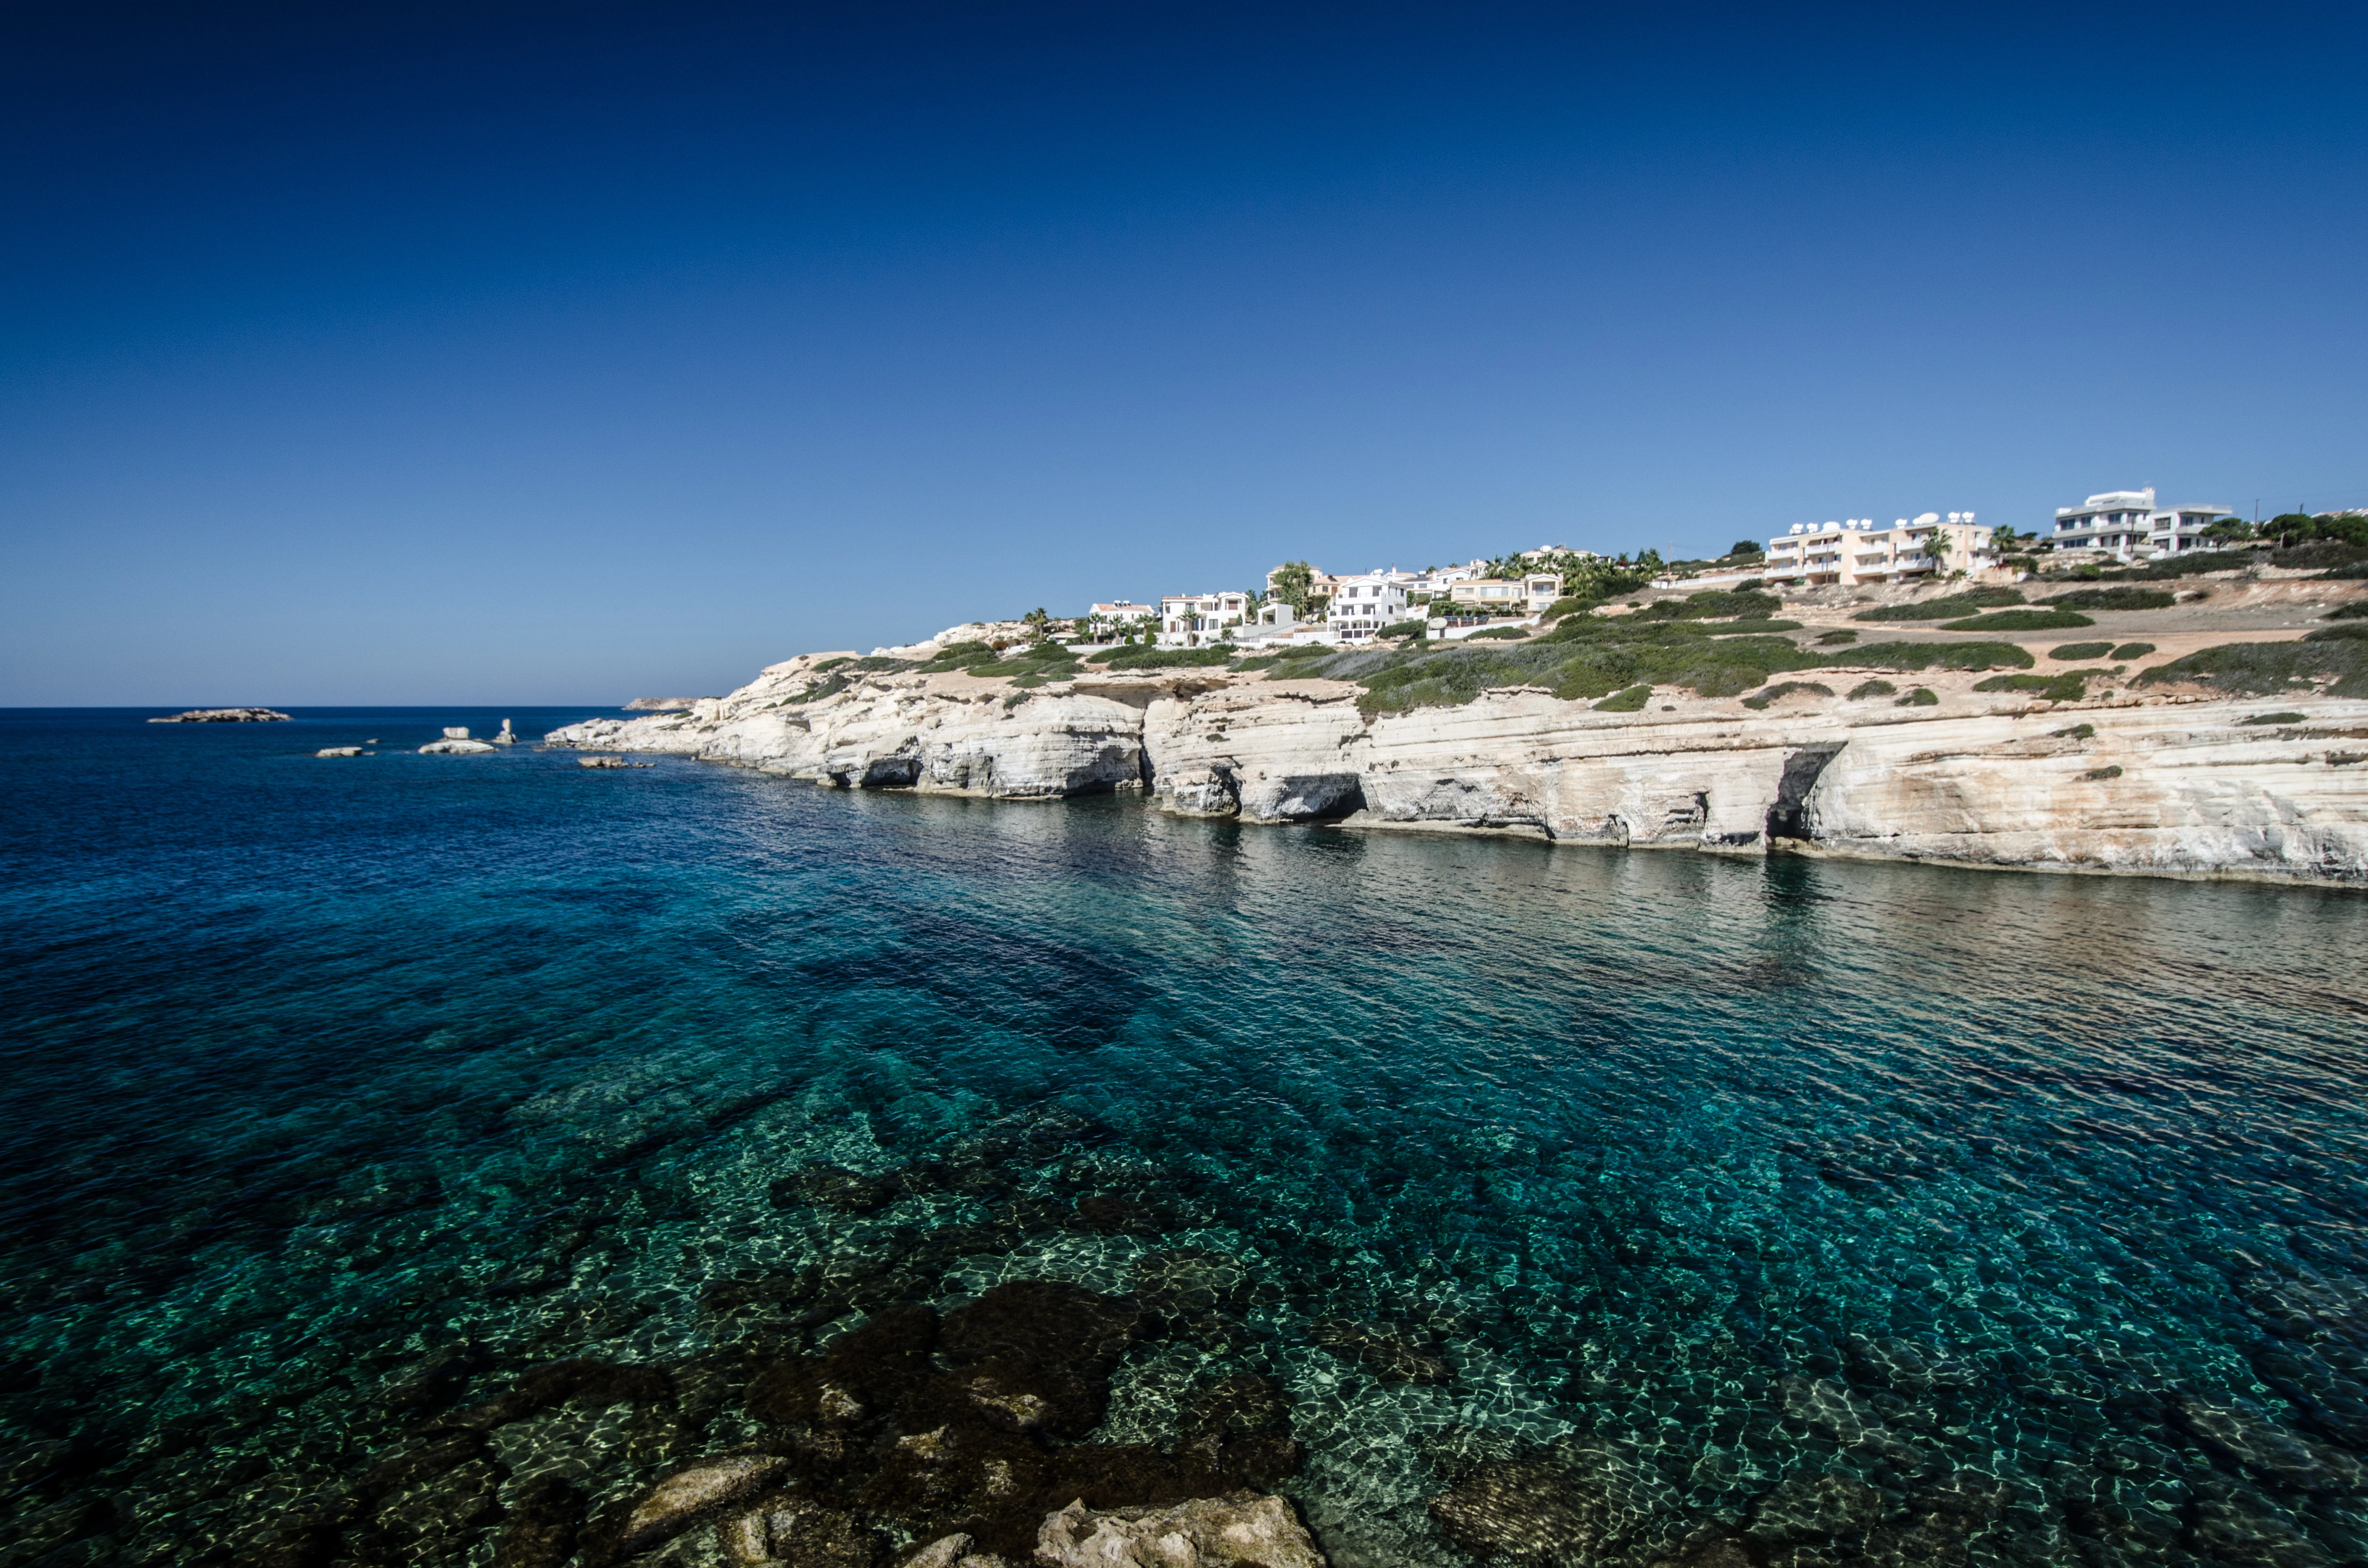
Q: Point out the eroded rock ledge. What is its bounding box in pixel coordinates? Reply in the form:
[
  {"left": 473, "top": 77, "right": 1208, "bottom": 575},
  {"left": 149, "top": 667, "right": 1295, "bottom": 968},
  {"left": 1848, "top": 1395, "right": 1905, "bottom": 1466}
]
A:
[{"left": 545, "top": 651, "right": 2368, "bottom": 886}]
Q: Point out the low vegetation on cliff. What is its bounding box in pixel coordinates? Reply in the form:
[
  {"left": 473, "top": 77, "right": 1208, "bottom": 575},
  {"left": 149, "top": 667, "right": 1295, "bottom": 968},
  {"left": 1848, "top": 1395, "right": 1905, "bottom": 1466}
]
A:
[
  {"left": 1283, "top": 593, "right": 2043, "bottom": 718},
  {"left": 2137, "top": 629, "right": 2368, "bottom": 699}
]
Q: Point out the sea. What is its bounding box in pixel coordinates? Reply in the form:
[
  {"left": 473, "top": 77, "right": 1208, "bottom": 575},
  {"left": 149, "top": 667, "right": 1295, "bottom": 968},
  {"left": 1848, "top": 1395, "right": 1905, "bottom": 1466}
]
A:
[{"left": 2, "top": 707, "right": 2366, "bottom": 1568}]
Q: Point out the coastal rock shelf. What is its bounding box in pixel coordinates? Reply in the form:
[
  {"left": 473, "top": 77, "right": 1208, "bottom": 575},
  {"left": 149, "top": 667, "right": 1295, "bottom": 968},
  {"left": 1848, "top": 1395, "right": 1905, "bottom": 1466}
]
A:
[{"left": 546, "top": 648, "right": 2368, "bottom": 886}]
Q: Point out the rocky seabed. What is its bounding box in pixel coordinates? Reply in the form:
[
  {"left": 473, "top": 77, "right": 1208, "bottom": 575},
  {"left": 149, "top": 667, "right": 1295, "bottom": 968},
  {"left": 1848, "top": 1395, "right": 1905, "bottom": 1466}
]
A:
[{"left": 547, "top": 659, "right": 2368, "bottom": 887}]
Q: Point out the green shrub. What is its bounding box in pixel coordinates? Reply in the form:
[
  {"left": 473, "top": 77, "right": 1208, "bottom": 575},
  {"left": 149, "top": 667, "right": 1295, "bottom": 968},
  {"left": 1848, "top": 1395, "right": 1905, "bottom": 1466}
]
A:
[
  {"left": 1848, "top": 641, "right": 2035, "bottom": 672},
  {"left": 1741, "top": 680, "right": 1835, "bottom": 710},
  {"left": 2038, "top": 586, "right": 2177, "bottom": 611},
  {"left": 1095, "top": 646, "right": 1236, "bottom": 671},
  {"left": 1816, "top": 629, "right": 1859, "bottom": 645},
  {"left": 1593, "top": 685, "right": 1652, "bottom": 712},
  {"left": 2326, "top": 602, "right": 2368, "bottom": 622},
  {"left": 1379, "top": 620, "right": 1429, "bottom": 639},
  {"left": 921, "top": 640, "right": 998, "bottom": 669},
  {"left": 1942, "top": 609, "right": 2095, "bottom": 632},
  {"left": 2311, "top": 624, "right": 2368, "bottom": 641},
  {"left": 1630, "top": 590, "right": 1783, "bottom": 621},
  {"left": 1465, "top": 625, "right": 1530, "bottom": 640},
  {"left": 1896, "top": 687, "right": 1940, "bottom": 707},
  {"left": 852, "top": 655, "right": 916, "bottom": 672},
  {"left": 812, "top": 657, "right": 853, "bottom": 673},
  {"left": 2240, "top": 712, "right": 2306, "bottom": 725},
  {"left": 1853, "top": 588, "right": 2025, "bottom": 623},
  {"left": 2084, "top": 765, "right": 2124, "bottom": 781},
  {"left": 1847, "top": 678, "right": 1896, "bottom": 699},
  {"left": 2135, "top": 638, "right": 2368, "bottom": 698},
  {"left": 2050, "top": 641, "right": 2114, "bottom": 661},
  {"left": 1975, "top": 671, "right": 2095, "bottom": 701},
  {"left": 1700, "top": 619, "right": 1803, "bottom": 636},
  {"left": 2051, "top": 723, "right": 2096, "bottom": 740},
  {"left": 2109, "top": 642, "right": 2156, "bottom": 660},
  {"left": 2321, "top": 563, "right": 2368, "bottom": 581}
]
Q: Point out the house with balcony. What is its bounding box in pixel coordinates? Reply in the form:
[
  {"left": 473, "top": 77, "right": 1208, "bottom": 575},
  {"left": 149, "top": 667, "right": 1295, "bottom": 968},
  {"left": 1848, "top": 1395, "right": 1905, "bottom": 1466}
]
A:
[
  {"left": 1327, "top": 573, "right": 1411, "bottom": 643},
  {"left": 2050, "top": 488, "right": 2231, "bottom": 559},
  {"left": 1157, "top": 591, "right": 1252, "bottom": 648},
  {"left": 1445, "top": 573, "right": 1563, "bottom": 612},
  {"left": 1762, "top": 513, "right": 1993, "bottom": 587}
]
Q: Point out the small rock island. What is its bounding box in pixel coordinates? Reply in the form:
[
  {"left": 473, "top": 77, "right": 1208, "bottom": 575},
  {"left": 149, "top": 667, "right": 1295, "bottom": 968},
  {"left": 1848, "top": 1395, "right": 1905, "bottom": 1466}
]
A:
[{"left": 148, "top": 707, "right": 291, "bottom": 723}]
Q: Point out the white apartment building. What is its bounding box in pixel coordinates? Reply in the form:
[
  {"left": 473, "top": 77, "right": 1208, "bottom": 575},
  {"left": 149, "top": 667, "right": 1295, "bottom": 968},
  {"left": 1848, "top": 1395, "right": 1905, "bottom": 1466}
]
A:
[
  {"left": 1763, "top": 513, "right": 1994, "bottom": 588},
  {"left": 2051, "top": 488, "right": 2231, "bottom": 558},
  {"left": 1263, "top": 564, "right": 1342, "bottom": 602},
  {"left": 1157, "top": 591, "right": 1251, "bottom": 648},
  {"left": 1446, "top": 573, "right": 1563, "bottom": 613},
  {"left": 1327, "top": 573, "right": 1411, "bottom": 643},
  {"left": 1090, "top": 601, "right": 1154, "bottom": 623}
]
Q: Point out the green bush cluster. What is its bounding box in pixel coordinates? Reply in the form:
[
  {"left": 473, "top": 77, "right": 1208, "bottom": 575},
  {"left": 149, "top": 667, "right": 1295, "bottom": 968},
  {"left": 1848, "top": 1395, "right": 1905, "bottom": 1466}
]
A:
[
  {"left": 1091, "top": 646, "right": 1235, "bottom": 671},
  {"left": 1852, "top": 588, "right": 2024, "bottom": 623},
  {"left": 2050, "top": 723, "right": 2096, "bottom": 740},
  {"left": 1816, "top": 629, "right": 1859, "bottom": 645},
  {"left": 1941, "top": 608, "right": 2095, "bottom": 632},
  {"left": 1465, "top": 625, "right": 1531, "bottom": 640},
  {"left": 1593, "top": 685, "right": 1652, "bottom": 711},
  {"left": 2111, "top": 642, "right": 2155, "bottom": 660},
  {"left": 1847, "top": 679, "right": 1896, "bottom": 699},
  {"left": 2037, "top": 586, "right": 2178, "bottom": 611},
  {"left": 2326, "top": 602, "right": 2368, "bottom": 622},
  {"left": 2050, "top": 642, "right": 2114, "bottom": 661},
  {"left": 1974, "top": 670, "right": 2101, "bottom": 702},
  {"left": 2084, "top": 765, "right": 2124, "bottom": 781},
  {"left": 1847, "top": 641, "right": 2034, "bottom": 672},
  {"left": 2135, "top": 637, "right": 2368, "bottom": 698},
  {"left": 1896, "top": 687, "right": 1940, "bottom": 707},
  {"left": 1700, "top": 619, "right": 1804, "bottom": 637},
  {"left": 1741, "top": 681, "right": 1835, "bottom": 710},
  {"left": 2240, "top": 712, "right": 2306, "bottom": 726},
  {"left": 1629, "top": 589, "right": 1783, "bottom": 622}
]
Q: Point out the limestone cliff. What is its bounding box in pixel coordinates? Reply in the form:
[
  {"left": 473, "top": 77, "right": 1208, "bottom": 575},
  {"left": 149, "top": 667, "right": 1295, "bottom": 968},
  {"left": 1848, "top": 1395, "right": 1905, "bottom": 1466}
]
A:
[{"left": 546, "top": 650, "right": 2368, "bottom": 886}]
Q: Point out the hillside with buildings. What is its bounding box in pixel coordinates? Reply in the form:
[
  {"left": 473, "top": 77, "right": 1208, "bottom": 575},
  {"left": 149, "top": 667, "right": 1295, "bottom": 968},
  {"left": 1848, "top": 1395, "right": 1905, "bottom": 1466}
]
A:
[{"left": 555, "top": 500, "right": 2368, "bottom": 886}]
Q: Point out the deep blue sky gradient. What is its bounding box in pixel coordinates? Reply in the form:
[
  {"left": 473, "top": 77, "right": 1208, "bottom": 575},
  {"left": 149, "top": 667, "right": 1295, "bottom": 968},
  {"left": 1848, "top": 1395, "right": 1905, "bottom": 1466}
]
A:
[{"left": 4, "top": 2, "right": 2365, "bottom": 703}]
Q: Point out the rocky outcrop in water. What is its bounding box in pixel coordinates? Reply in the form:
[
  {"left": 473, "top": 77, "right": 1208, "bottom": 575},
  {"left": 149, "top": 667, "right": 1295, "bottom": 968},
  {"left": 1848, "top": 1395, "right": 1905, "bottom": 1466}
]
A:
[
  {"left": 1037, "top": 1492, "right": 1328, "bottom": 1568},
  {"left": 149, "top": 707, "right": 291, "bottom": 722},
  {"left": 545, "top": 645, "right": 2368, "bottom": 885}
]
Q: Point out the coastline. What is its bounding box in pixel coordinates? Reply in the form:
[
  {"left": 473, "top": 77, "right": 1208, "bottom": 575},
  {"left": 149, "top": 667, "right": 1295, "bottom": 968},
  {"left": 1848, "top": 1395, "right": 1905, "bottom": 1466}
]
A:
[{"left": 546, "top": 649, "right": 2368, "bottom": 889}]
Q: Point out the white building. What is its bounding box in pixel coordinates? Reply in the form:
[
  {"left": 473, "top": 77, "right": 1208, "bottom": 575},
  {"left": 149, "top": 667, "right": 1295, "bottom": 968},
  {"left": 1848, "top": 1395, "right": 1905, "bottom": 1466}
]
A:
[
  {"left": 2050, "top": 488, "right": 2230, "bottom": 558},
  {"left": 1762, "top": 513, "right": 1994, "bottom": 588},
  {"left": 1327, "top": 573, "right": 1411, "bottom": 643},
  {"left": 1090, "top": 601, "right": 1155, "bottom": 623},
  {"left": 1158, "top": 591, "right": 1252, "bottom": 648}
]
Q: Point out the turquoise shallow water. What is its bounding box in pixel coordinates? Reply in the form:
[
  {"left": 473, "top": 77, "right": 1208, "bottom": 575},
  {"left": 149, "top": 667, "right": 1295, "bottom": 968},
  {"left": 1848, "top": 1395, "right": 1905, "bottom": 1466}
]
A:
[{"left": 3, "top": 708, "right": 2367, "bottom": 1568}]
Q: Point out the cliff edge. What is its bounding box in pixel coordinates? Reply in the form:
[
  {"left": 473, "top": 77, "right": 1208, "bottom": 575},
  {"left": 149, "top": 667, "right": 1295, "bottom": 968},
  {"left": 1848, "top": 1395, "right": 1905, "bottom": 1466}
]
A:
[{"left": 548, "top": 605, "right": 2368, "bottom": 886}]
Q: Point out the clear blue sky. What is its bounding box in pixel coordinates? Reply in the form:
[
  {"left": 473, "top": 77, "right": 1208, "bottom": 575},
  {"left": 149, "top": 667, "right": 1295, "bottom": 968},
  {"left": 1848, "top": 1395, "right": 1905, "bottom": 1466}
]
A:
[{"left": 4, "top": 2, "right": 2364, "bottom": 704}]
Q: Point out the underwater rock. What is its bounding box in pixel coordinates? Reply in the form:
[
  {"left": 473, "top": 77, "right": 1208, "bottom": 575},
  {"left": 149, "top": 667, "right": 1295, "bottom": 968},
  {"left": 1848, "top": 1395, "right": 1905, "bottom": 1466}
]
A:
[
  {"left": 1645, "top": 1531, "right": 1757, "bottom": 1568},
  {"left": 1071, "top": 1194, "right": 1175, "bottom": 1235},
  {"left": 378, "top": 1348, "right": 486, "bottom": 1413},
  {"left": 1428, "top": 1462, "right": 1599, "bottom": 1565},
  {"left": 2175, "top": 1394, "right": 2368, "bottom": 1493},
  {"left": 493, "top": 1474, "right": 584, "bottom": 1568},
  {"left": 1743, "top": 1470, "right": 1885, "bottom": 1546},
  {"left": 718, "top": 1498, "right": 888, "bottom": 1568},
  {"left": 434, "top": 1358, "right": 673, "bottom": 1432},
  {"left": 1134, "top": 1250, "right": 1252, "bottom": 1318},
  {"left": 741, "top": 1285, "right": 1296, "bottom": 1560},
  {"left": 772, "top": 1166, "right": 900, "bottom": 1212},
  {"left": 371, "top": 1457, "right": 504, "bottom": 1560},
  {"left": 1036, "top": 1493, "right": 1327, "bottom": 1568},
  {"left": 899, "top": 1530, "right": 1013, "bottom": 1568},
  {"left": 1308, "top": 1319, "right": 1452, "bottom": 1384},
  {"left": 596, "top": 1453, "right": 792, "bottom": 1562}
]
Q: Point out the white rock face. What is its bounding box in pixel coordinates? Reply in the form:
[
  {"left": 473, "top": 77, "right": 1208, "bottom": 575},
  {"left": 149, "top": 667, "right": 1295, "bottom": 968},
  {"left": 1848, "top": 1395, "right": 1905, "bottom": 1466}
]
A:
[
  {"left": 542, "top": 652, "right": 2368, "bottom": 885},
  {"left": 419, "top": 738, "right": 498, "bottom": 755},
  {"left": 1035, "top": 1493, "right": 1327, "bottom": 1568}
]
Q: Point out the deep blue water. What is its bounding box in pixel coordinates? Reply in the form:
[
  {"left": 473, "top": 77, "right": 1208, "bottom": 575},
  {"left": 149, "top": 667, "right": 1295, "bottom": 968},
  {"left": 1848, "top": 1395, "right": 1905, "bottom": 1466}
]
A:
[{"left": 3, "top": 708, "right": 2367, "bottom": 1568}]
